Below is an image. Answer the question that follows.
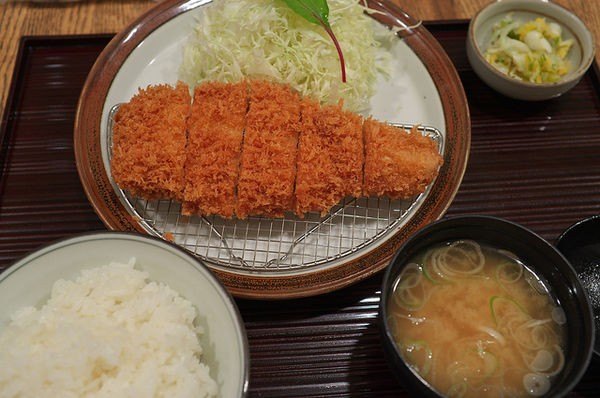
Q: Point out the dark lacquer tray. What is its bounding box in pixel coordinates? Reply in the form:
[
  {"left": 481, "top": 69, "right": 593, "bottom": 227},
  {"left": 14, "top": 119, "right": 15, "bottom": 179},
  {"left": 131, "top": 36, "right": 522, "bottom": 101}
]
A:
[{"left": 1, "top": 23, "right": 599, "bottom": 397}]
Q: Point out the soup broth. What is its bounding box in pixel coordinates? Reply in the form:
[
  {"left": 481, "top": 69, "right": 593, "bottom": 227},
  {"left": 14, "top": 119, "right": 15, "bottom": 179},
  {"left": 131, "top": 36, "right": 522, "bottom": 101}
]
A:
[{"left": 388, "top": 240, "right": 565, "bottom": 397}]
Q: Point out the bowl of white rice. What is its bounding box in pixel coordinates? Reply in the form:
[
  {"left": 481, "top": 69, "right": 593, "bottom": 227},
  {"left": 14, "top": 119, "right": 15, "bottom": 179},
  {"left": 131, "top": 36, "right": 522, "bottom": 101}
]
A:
[{"left": 0, "top": 232, "right": 249, "bottom": 398}]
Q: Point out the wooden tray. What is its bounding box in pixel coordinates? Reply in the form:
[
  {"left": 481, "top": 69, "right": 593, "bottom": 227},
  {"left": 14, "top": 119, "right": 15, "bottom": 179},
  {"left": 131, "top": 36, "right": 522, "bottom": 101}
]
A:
[{"left": 1, "top": 23, "right": 599, "bottom": 396}]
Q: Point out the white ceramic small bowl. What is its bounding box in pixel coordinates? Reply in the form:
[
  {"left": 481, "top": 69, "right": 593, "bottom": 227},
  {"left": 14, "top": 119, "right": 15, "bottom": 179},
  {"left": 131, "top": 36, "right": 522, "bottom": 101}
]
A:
[
  {"left": 467, "top": 0, "right": 595, "bottom": 101},
  {"left": 0, "top": 232, "right": 249, "bottom": 397}
]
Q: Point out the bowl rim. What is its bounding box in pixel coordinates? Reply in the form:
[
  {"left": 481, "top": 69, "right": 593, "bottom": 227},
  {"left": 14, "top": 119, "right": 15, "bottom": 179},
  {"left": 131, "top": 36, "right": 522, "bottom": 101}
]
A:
[
  {"left": 467, "top": 0, "right": 596, "bottom": 88},
  {"left": 0, "top": 230, "right": 250, "bottom": 398},
  {"left": 556, "top": 214, "right": 600, "bottom": 248},
  {"left": 379, "top": 215, "right": 595, "bottom": 396}
]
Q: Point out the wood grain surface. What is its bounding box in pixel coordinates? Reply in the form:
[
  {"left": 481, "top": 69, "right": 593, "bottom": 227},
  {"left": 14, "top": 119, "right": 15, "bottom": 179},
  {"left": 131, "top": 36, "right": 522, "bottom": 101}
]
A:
[
  {"left": 0, "top": 0, "right": 599, "bottom": 117},
  {"left": 1, "top": 20, "right": 599, "bottom": 398}
]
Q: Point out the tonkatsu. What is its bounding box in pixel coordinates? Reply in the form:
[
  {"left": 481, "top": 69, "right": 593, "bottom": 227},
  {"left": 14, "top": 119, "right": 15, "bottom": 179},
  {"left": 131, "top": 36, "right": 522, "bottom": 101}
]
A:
[
  {"left": 110, "top": 80, "right": 443, "bottom": 220},
  {"left": 234, "top": 80, "right": 302, "bottom": 219},
  {"left": 363, "top": 118, "right": 443, "bottom": 199},
  {"left": 182, "top": 80, "right": 248, "bottom": 218},
  {"left": 294, "top": 98, "right": 364, "bottom": 217},
  {"left": 110, "top": 82, "right": 190, "bottom": 201}
]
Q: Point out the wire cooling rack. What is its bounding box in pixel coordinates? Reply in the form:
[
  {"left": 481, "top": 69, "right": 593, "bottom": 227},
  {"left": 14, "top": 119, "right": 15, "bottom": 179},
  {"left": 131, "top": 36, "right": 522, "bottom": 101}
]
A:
[{"left": 108, "top": 105, "right": 444, "bottom": 275}]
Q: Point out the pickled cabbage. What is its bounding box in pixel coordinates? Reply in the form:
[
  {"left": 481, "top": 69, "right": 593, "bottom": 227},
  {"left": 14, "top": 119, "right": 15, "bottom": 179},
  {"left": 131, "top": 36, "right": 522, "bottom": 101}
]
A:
[
  {"left": 179, "top": 0, "right": 397, "bottom": 112},
  {"left": 484, "top": 14, "right": 574, "bottom": 83}
]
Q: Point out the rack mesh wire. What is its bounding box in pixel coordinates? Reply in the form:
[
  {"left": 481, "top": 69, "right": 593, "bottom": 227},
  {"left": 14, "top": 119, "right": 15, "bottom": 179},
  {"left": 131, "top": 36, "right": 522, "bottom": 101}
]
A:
[{"left": 108, "top": 105, "right": 443, "bottom": 274}]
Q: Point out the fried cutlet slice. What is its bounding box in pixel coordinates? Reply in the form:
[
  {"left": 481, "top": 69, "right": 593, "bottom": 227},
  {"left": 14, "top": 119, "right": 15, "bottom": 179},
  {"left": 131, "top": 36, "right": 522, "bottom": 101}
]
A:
[
  {"left": 363, "top": 118, "right": 443, "bottom": 199},
  {"left": 182, "top": 80, "right": 248, "bottom": 218},
  {"left": 110, "top": 82, "right": 190, "bottom": 201},
  {"left": 235, "top": 80, "right": 301, "bottom": 219},
  {"left": 294, "top": 98, "right": 364, "bottom": 217}
]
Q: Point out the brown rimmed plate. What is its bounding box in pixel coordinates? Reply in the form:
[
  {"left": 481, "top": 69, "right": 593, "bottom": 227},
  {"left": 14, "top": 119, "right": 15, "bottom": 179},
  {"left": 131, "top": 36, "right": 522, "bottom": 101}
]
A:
[{"left": 74, "top": 0, "right": 470, "bottom": 299}]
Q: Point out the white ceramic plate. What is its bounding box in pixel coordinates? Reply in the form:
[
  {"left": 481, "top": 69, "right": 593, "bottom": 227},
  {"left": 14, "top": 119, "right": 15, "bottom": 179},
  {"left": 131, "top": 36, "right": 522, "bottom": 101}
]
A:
[{"left": 74, "top": 0, "right": 470, "bottom": 299}]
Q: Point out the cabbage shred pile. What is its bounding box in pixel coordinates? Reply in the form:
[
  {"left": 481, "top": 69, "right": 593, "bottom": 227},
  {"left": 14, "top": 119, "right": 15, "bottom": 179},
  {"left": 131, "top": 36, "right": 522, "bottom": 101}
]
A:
[{"left": 179, "top": 0, "right": 395, "bottom": 112}]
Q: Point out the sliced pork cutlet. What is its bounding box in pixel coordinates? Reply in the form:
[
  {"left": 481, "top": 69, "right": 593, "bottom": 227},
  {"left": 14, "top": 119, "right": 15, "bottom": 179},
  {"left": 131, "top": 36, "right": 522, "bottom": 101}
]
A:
[
  {"left": 182, "top": 80, "right": 248, "bottom": 218},
  {"left": 362, "top": 118, "right": 443, "bottom": 199},
  {"left": 294, "top": 98, "right": 364, "bottom": 217},
  {"left": 110, "top": 82, "right": 190, "bottom": 201},
  {"left": 235, "top": 80, "right": 302, "bottom": 219}
]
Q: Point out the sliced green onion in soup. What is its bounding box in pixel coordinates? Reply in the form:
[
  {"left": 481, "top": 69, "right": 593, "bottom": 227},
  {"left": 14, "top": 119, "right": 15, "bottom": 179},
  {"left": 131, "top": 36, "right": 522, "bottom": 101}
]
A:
[
  {"left": 551, "top": 307, "right": 567, "bottom": 325},
  {"left": 514, "top": 318, "right": 557, "bottom": 351},
  {"left": 401, "top": 339, "right": 433, "bottom": 376},
  {"left": 495, "top": 260, "right": 524, "bottom": 285},
  {"left": 393, "top": 263, "right": 428, "bottom": 310},
  {"left": 431, "top": 240, "right": 486, "bottom": 277},
  {"left": 478, "top": 326, "right": 507, "bottom": 345},
  {"left": 529, "top": 349, "right": 554, "bottom": 372},
  {"left": 421, "top": 250, "right": 452, "bottom": 284},
  {"left": 447, "top": 338, "right": 500, "bottom": 385},
  {"left": 490, "top": 295, "right": 529, "bottom": 326},
  {"left": 523, "top": 373, "right": 551, "bottom": 396},
  {"left": 446, "top": 381, "right": 468, "bottom": 398},
  {"left": 522, "top": 345, "right": 565, "bottom": 377}
]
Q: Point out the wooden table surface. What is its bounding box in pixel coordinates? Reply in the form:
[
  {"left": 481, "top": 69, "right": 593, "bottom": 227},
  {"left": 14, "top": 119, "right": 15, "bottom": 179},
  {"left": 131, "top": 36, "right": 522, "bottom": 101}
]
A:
[
  {"left": 0, "top": 0, "right": 599, "bottom": 117},
  {"left": 1, "top": 1, "right": 600, "bottom": 397}
]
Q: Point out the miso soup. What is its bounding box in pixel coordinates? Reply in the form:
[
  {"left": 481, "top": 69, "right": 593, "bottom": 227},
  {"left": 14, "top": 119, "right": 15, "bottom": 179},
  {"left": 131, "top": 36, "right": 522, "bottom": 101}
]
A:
[{"left": 388, "top": 240, "right": 566, "bottom": 397}]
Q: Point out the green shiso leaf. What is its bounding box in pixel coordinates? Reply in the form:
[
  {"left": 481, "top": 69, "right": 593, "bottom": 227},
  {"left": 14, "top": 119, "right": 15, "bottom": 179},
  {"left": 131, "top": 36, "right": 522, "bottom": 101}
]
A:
[
  {"left": 283, "top": 0, "right": 330, "bottom": 26},
  {"left": 283, "top": 0, "right": 347, "bottom": 82}
]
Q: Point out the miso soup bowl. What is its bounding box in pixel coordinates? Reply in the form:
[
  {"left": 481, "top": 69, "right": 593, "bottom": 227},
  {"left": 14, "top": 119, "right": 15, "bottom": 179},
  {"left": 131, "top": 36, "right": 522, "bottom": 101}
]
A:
[{"left": 379, "top": 215, "right": 594, "bottom": 397}]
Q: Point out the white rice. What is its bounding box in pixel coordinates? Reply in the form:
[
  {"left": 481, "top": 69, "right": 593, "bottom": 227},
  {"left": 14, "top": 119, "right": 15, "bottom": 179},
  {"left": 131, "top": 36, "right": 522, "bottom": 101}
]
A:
[{"left": 0, "top": 260, "right": 218, "bottom": 398}]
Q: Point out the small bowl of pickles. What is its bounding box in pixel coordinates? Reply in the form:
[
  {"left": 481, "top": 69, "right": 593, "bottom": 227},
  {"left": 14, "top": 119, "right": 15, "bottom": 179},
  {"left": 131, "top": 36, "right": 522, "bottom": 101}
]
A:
[{"left": 466, "top": 0, "right": 595, "bottom": 101}]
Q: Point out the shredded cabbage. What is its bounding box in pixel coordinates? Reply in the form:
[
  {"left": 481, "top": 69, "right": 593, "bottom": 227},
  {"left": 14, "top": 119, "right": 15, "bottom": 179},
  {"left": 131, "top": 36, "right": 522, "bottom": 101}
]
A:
[
  {"left": 484, "top": 14, "right": 574, "bottom": 83},
  {"left": 179, "top": 0, "right": 397, "bottom": 112}
]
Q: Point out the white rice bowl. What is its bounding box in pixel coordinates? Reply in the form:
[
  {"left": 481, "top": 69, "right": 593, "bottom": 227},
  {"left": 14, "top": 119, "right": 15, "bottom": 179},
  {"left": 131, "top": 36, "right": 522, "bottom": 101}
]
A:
[{"left": 0, "top": 232, "right": 248, "bottom": 398}]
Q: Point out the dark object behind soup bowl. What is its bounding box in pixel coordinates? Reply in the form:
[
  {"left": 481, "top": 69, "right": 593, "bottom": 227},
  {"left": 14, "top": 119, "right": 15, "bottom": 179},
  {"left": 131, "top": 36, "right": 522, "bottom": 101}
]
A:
[
  {"left": 556, "top": 215, "right": 600, "bottom": 357},
  {"left": 379, "top": 215, "right": 594, "bottom": 397}
]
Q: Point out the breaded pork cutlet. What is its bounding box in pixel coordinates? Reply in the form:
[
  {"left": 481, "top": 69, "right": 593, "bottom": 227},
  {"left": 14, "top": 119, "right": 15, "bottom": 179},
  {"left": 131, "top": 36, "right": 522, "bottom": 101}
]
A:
[
  {"left": 362, "top": 118, "right": 443, "bottom": 199},
  {"left": 111, "top": 80, "right": 444, "bottom": 220},
  {"left": 182, "top": 81, "right": 248, "bottom": 218},
  {"left": 294, "top": 98, "right": 364, "bottom": 217},
  {"left": 235, "top": 80, "right": 302, "bottom": 218},
  {"left": 110, "top": 82, "right": 190, "bottom": 201}
]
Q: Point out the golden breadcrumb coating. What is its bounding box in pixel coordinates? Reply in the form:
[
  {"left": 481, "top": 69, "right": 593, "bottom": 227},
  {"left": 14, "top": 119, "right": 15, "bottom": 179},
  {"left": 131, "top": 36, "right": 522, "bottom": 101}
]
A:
[
  {"left": 363, "top": 118, "right": 443, "bottom": 199},
  {"left": 110, "top": 80, "right": 444, "bottom": 220},
  {"left": 110, "top": 82, "right": 190, "bottom": 201},
  {"left": 294, "top": 98, "right": 364, "bottom": 217},
  {"left": 235, "top": 80, "right": 301, "bottom": 219},
  {"left": 182, "top": 80, "right": 248, "bottom": 218}
]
